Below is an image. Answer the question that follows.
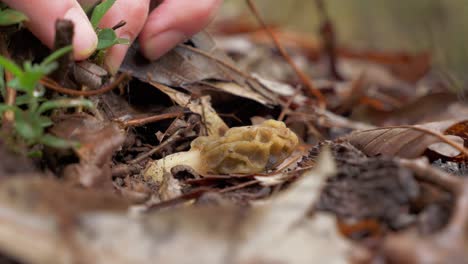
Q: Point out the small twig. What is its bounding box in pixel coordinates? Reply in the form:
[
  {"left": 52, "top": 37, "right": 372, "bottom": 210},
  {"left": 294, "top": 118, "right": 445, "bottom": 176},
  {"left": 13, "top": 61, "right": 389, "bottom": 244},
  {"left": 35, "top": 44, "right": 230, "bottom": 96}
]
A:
[
  {"left": 1, "top": 70, "right": 16, "bottom": 133},
  {"left": 315, "top": 0, "right": 342, "bottom": 80},
  {"left": 161, "top": 105, "right": 193, "bottom": 140},
  {"left": 148, "top": 77, "right": 202, "bottom": 139},
  {"left": 0, "top": 33, "right": 16, "bottom": 125},
  {"left": 40, "top": 73, "right": 129, "bottom": 96},
  {"left": 246, "top": 0, "right": 326, "bottom": 108},
  {"left": 185, "top": 174, "right": 253, "bottom": 185},
  {"left": 129, "top": 129, "right": 182, "bottom": 164},
  {"left": 217, "top": 112, "right": 243, "bottom": 124},
  {"left": 219, "top": 179, "right": 259, "bottom": 193},
  {"left": 4, "top": 71, "right": 15, "bottom": 106},
  {"left": 334, "top": 72, "right": 365, "bottom": 114},
  {"left": 253, "top": 153, "right": 303, "bottom": 177},
  {"left": 120, "top": 111, "right": 188, "bottom": 128},
  {"left": 278, "top": 87, "right": 301, "bottom": 121},
  {"left": 112, "top": 20, "right": 127, "bottom": 31}
]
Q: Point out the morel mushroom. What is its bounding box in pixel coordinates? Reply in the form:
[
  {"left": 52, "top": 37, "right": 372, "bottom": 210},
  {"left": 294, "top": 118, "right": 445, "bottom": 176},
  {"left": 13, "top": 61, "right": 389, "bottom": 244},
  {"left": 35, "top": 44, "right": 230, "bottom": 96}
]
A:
[{"left": 144, "top": 120, "right": 299, "bottom": 181}]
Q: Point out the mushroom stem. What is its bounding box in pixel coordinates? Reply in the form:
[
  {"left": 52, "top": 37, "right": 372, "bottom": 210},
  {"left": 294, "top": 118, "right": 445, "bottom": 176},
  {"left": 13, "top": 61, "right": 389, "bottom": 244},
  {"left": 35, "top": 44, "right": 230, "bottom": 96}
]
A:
[{"left": 144, "top": 149, "right": 203, "bottom": 181}]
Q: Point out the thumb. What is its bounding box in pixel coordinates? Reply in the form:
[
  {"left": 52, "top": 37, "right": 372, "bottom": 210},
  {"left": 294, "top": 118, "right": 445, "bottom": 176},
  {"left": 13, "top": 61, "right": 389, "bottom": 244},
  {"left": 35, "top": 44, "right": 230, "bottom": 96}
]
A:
[{"left": 3, "top": 0, "right": 97, "bottom": 60}]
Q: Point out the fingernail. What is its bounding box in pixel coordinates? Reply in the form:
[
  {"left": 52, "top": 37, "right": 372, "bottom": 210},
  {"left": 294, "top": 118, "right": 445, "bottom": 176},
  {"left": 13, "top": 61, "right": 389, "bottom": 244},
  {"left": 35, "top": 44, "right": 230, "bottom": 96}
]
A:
[
  {"left": 104, "top": 34, "right": 131, "bottom": 74},
  {"left": 64, "top": 6, "right": 98, "bottom": 60},
  {"left": 142, "top": 30, "right": 187, "bottom": 61}
]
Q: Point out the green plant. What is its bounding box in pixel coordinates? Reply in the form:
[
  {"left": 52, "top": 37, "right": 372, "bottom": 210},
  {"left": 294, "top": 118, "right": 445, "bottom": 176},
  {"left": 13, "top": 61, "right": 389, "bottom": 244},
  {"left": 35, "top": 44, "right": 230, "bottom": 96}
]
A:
[
  {"left": 0, "top": 3, "right": 27, "bottom": 26},
  {"left": 90, "top": 0, "right": 129, "bottom": 50},
  {"left": 0, "top": 46, "right": 94, "bottom": 149}
]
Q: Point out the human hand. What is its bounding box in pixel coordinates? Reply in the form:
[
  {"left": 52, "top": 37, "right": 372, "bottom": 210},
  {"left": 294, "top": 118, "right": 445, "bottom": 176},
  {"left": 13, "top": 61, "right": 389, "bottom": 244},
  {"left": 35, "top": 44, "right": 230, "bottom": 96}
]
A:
[{"left": 3, "top": 0, "right": 222, "bottom": 73}]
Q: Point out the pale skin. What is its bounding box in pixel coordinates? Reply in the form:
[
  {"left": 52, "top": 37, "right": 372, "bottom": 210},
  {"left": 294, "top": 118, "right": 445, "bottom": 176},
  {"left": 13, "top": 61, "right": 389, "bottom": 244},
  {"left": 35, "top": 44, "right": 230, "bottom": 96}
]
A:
[{"left": 3, "top": 0, "right": 222, "bottom": 73}]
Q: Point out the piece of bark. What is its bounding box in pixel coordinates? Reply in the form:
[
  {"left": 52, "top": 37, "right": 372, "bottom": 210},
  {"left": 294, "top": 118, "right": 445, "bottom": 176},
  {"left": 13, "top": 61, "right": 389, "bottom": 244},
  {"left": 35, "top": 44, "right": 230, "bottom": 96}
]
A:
[{"left": 51, "top": 19, "right": 74, "bottom": 84}]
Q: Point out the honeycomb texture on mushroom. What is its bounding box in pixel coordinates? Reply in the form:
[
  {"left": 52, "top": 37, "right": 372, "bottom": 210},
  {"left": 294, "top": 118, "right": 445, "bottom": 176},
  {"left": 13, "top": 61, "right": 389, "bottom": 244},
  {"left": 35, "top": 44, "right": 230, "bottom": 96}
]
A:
[{"left": 191, "top": 120, "right": 299, "bottom": 174}]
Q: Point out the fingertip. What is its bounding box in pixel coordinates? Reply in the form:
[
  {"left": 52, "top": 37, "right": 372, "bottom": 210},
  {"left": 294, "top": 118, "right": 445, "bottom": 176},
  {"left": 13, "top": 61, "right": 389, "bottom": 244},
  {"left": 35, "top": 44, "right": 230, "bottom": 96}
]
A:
[
  {"left": 64, "top": 6, "right": 97, "bottom": 60},
  {"left": 140, "top": 30, "right": 187, "bottom": 61},
  {"left": 139, "top": 0, "right": 222, "bottom": 60},
  {"left": 100, "top": 0, "right": 149, "bottom": 72}
]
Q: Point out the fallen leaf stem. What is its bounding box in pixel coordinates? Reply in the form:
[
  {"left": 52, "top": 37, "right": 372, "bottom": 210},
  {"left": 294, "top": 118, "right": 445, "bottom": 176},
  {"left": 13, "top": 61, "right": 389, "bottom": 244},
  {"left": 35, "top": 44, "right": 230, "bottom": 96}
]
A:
[
  {"left": 40, "top": 73, "right": 129, "bottom": 96},
  {"left": 246, "top": 0, "right": 326, "bottom": 108},
  {"left": 0, "top": 34, "right": 16, "bottom": 124},
  {"left": 129, "top": 129, "right": 183, "bottom": 164},
  {"left": 219, "top": 180, "right": 259, "bottom": 193}
]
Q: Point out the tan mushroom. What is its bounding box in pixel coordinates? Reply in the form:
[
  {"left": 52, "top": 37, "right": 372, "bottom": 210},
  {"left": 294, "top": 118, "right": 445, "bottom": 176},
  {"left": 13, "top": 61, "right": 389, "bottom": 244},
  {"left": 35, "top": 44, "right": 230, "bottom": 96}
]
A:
[{"left": 144, "top": 120, "right": 299, "bottom": 181}]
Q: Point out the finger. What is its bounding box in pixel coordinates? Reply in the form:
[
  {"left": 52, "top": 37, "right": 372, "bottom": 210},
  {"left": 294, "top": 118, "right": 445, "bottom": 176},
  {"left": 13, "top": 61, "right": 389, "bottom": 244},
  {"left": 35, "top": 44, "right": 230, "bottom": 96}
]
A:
[
  {"left": 98, "top": 0, "right": 149, "bottom": 73},
  {"left": 139, "top": 0, "right": 222, "bottom": 60},
  {"left": 3, "top": 0, "right": 97, "bottom": 60}
]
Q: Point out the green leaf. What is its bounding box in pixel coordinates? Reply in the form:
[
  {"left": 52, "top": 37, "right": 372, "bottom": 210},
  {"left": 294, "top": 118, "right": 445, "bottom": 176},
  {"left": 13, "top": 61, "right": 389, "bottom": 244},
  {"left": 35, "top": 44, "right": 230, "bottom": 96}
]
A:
[
  {"left": 0, "top": 9, "right": 28, "bottom": 26},
  {"left": 15, "top": 112, "right": 43, "bottom": 141},
  {"left": 17, "top": 69, "right": 52, "bottom": 93},
  {"left": 96, "top": 29, "right": 129, "bottom": 51},
  {"left": 41, "top": 45, "right": 73, "bottom": 66},
  {"left": 27, "top": 149, "right": 43, "bottom": 158},
  {"left": 10, "top": 63, "right": 57, "bottom": 93},
  {"left": 14, "top": 94, "right": 30, "bottom": 106},
  {"left": 8, "top": 78, "right": 28, "bottom": 92},
  {"left": 0, "top": 56, "right": 56, "bottom": 93},
  {"left": 40, "top": 134, "right": 80, "bottom": 149},
  {"left": 0, "top": 103, "right": 16, "bottom": 115},
  {"left": 0, "top": 55, "right": 23, "bottom": 77},
  {"left": 96, "top": 28, "right": 119, "bottom": 50},
  {"left": 36, "top": 98, "right": 94, "bottom": 114},
  {"left": 90, "top": 0, "right": 116, "bottom": 29},
  {"left": 37, "top": 116, "right": 53, "bottom": 128},
  {"left": 35, "top": 62, "right": 58, "bottom": 75}
]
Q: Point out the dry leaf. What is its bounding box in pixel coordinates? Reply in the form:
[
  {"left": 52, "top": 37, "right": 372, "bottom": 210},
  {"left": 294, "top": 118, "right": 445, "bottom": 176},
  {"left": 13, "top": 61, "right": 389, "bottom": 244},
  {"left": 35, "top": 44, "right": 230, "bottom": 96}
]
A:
[
  {"left": 344, "top": 119, "right": 468, "bottom": 159},
  {"left": 237, "top": 147, "right": 350, "bottom": 264},
  {"left": 120, "top": 31, "right": 277, "bottom": 105},
  {"left": 150, "top": 81, "right": 229, "bottom": 137},
  {"left": 202, "top": 80, "right": 271, "bottom": 105},
  {"left": 49, "top": 114, "right": 126, "bottom": 187},
  {"left": 0, "top": 150, "right": 351, "bottom": 264}
]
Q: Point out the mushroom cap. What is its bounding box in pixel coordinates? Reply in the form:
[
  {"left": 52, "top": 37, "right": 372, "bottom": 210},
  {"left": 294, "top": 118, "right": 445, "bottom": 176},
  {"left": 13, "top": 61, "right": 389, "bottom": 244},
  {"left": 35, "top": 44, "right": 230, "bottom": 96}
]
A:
[{"left": 192, "top": 120, "right": 299, "bottom": 174}]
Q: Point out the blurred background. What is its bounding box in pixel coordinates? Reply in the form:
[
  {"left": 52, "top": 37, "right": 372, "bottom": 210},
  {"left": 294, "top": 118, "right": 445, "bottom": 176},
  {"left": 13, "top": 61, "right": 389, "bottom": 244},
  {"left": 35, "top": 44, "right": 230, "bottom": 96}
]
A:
[{"left": 220, "top": 0, "right": 468, "bottom": 88}]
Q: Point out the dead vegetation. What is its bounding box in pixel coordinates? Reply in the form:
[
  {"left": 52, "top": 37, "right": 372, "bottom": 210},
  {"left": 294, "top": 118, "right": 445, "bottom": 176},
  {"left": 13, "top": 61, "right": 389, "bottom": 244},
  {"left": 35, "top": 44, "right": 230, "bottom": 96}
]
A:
[{"left": 0, "top": 1, "right": 467, "bottom": 263}]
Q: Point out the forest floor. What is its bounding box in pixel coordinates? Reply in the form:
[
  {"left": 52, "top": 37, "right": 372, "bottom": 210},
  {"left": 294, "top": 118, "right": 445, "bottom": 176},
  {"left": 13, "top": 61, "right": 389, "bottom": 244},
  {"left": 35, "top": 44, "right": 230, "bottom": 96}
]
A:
[{"left": 0, "top": 1, "right": 467, "bottom": 263}]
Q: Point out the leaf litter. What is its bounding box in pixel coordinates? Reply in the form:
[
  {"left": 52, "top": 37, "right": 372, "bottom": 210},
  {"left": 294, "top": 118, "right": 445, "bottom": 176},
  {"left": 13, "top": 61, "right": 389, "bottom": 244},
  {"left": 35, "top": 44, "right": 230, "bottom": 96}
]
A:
[{"left": 0, "top": 1, "right": 467, "bottom": 263}]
